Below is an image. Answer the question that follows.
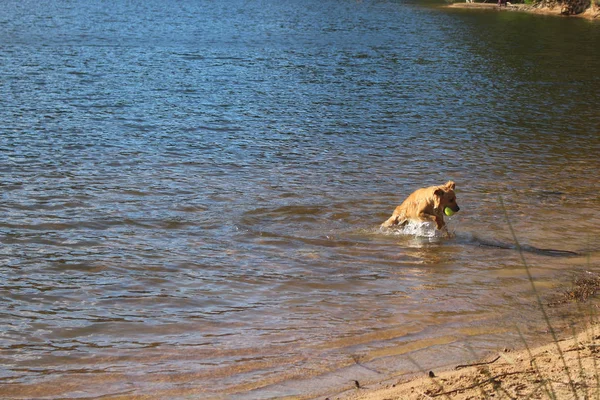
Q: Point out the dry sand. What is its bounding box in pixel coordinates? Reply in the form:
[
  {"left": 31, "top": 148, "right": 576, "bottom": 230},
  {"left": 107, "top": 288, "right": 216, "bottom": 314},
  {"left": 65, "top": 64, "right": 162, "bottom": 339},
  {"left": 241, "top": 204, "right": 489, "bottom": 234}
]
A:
[{"left": 330, "top": 324, "right": 600, "bottom": 400}]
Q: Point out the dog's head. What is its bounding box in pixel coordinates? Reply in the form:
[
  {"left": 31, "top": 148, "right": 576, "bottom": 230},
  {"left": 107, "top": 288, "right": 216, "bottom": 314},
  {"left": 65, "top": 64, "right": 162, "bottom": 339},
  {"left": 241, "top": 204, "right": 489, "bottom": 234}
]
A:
[{"left": 434, "top": 181, "right": 460, "bottom": 213}]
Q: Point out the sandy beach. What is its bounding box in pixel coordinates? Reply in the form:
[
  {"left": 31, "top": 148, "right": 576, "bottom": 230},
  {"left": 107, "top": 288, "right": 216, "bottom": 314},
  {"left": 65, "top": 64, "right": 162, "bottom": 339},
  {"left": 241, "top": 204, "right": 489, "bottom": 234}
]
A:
[{"left": 327, "top": 323, "right": 600, "bottom": 400}]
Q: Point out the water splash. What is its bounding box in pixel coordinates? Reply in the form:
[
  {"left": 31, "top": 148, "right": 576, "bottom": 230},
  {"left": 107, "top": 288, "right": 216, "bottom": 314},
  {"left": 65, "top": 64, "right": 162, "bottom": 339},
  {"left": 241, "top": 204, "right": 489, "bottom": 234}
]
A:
[{"left": 381, "top": 220, "right": 449, "bottom": 239}]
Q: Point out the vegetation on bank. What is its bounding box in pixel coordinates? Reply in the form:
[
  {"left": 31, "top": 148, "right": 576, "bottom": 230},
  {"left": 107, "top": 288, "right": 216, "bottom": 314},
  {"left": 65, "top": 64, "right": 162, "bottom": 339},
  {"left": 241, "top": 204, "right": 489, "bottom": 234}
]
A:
[
  {"left": 448, "top": 0, "right": 600, "bottom": 17},
  {"left": 537, "top": 0, "right": 600, "bottom": 16}
]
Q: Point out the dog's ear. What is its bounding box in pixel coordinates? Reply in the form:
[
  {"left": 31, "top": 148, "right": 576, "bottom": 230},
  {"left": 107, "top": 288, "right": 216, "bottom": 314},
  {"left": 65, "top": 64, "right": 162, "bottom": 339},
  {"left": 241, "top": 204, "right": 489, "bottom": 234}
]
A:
[
  {"left": 444, "top": 181, "right": 456, "bottom": 190},
  {"left": 433, "top": 188, "right": 444, "bottom": 209}
]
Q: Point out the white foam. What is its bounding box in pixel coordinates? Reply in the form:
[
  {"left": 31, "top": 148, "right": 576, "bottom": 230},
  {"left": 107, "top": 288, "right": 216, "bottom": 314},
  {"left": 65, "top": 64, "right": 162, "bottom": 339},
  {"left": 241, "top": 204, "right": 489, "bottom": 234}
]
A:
[{"left": 381, "top": 220, "right": 451, "bottom": 239}]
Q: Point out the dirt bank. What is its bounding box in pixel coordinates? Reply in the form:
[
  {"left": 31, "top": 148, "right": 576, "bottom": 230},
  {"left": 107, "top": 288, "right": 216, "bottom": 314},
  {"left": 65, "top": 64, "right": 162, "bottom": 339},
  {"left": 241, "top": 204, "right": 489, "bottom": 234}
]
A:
[{"left": 448, "top": 2, "right": 600, "bottom": 19}]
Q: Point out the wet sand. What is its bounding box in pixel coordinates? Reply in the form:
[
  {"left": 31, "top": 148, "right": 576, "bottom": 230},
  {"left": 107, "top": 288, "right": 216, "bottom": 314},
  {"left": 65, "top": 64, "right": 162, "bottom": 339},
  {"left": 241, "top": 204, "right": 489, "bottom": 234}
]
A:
[{"left": 330, "top": 324, "right": 600, "bottom": 399}]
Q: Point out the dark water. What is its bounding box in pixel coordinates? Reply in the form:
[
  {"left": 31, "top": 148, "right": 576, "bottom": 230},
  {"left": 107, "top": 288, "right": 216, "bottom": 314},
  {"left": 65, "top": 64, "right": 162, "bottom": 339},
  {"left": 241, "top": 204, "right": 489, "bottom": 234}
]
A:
[{"left": 1, "top": 0, "right": 600, "bottom": 398}]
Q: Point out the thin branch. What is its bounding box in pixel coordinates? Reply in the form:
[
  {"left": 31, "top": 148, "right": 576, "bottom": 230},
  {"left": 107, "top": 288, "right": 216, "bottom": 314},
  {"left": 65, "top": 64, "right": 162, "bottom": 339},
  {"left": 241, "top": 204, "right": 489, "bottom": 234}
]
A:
[{"left": 455, "top": 356, "right": 501, "bottom": 370}]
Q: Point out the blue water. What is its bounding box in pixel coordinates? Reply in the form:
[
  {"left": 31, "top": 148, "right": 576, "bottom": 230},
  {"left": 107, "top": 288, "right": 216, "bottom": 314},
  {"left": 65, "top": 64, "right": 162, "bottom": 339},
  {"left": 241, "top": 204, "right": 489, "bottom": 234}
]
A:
[{"left": 1, "top": 0, "right": 600, "bottom": 398}]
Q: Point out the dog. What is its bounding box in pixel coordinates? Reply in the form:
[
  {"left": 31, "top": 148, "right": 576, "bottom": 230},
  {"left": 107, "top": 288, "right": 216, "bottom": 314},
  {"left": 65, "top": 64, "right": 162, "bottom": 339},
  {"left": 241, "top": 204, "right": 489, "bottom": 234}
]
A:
[{"left": 381, "top": 181, "right": 460, "bottom": 230}]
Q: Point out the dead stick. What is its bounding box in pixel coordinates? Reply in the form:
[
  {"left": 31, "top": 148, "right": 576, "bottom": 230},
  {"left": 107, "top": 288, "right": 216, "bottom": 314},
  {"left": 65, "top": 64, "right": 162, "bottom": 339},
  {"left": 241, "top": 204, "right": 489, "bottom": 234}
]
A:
[{"left": 455, "top": 356, "right": 501, "bottom": 370}]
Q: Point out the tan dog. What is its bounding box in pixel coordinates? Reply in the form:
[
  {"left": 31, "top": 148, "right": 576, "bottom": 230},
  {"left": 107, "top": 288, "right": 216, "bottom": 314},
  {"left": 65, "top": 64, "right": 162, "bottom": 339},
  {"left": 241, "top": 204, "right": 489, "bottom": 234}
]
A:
[{"left": 381, "top": 181, "right": 460, "bottom": 230}]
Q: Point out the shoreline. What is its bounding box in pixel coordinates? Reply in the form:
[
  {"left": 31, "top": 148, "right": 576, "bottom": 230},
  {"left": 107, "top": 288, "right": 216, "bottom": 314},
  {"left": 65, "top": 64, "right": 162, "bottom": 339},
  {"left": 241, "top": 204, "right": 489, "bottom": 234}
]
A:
[
  {"left": 326, "top": 323, "right": 600, "bottom": 400},
  {"left": 447, "top": 2, "right": 600, "bottom": 19}
]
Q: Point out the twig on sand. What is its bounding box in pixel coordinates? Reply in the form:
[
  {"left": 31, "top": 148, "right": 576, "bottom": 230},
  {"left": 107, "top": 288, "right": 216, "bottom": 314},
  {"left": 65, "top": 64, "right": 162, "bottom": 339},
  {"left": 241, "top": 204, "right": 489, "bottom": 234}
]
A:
[{"left": 455, "top": 355, "right": 501, "bottom": 370}]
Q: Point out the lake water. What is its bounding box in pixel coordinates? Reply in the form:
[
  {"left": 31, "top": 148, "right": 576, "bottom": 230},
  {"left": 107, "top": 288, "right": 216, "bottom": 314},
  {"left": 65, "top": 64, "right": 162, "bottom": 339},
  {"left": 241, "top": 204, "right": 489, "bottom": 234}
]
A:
[{"left": 1, "top": 0, "right": 600, "bottom": 398}]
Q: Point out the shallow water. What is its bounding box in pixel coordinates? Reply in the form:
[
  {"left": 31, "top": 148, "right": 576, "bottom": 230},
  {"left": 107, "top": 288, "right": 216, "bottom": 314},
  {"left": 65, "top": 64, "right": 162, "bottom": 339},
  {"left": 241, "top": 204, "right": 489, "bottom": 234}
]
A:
[{"left": 1, "top": 0, "right": 600, "bottom": 398}]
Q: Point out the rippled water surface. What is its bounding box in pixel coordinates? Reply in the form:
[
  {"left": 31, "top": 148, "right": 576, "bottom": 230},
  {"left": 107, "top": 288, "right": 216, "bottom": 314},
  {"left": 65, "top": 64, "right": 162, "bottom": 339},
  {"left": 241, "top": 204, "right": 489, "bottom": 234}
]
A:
[{"left": 1, "top": 0, "right": 600, "bottom": 398}]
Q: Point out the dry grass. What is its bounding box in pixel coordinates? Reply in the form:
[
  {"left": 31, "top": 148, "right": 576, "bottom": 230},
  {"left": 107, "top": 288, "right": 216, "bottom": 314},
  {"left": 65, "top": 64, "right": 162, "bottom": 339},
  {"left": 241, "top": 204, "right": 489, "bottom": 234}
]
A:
[{"left": 549, "top": 274, "right": 600, "bottom": 307}]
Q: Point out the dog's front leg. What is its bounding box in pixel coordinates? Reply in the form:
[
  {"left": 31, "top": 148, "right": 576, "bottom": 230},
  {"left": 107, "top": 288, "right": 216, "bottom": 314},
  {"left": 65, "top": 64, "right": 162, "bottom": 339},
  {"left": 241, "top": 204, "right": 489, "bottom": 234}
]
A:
[
  {"left": 381, "top": 214, "right": 399, "bottom": 228},
  {"left": 434, "top": 216, "right": 446, "bottom": 230},
  {"left": 419, "top": 211, "right": 444, "bottom": 230}
]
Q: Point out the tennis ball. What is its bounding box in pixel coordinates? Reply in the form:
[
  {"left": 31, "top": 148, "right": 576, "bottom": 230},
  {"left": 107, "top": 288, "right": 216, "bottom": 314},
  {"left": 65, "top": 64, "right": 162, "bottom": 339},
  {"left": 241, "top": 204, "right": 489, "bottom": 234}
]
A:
[{"left": 444, "top": 207, "right": 455, "bottom": 217}]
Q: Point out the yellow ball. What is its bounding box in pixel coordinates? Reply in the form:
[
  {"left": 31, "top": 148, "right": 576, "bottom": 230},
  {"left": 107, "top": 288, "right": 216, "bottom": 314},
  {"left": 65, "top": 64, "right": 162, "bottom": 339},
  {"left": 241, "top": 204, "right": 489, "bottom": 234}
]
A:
[{"left": 444, "top": 207, "right": 455, "bottom": 217}]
